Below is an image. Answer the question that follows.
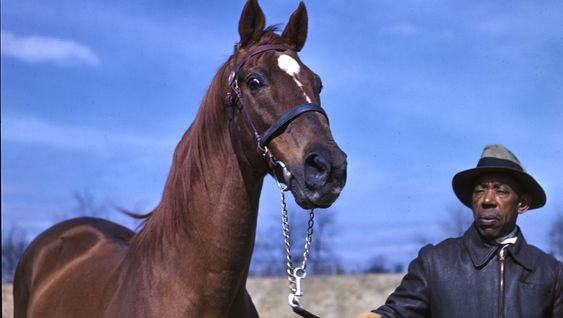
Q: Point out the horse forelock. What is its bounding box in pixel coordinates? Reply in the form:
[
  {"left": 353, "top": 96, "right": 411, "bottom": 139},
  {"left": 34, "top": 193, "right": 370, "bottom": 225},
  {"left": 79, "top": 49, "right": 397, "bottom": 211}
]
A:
[{"left": 233, "top": 26, "right": 287, "bottom": 56}]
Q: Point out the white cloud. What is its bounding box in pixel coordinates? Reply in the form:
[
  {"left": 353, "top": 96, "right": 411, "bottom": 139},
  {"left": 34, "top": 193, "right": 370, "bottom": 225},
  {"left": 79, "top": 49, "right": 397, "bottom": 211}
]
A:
[
  {"left": 1, "top": 31, "right": 100, "bottom": 66},
  {"left": 380, "top": 23, "right": 422, "bottom": 37},
  {"left": 1, "top": 114, "right": 174, "bottom": 154}
]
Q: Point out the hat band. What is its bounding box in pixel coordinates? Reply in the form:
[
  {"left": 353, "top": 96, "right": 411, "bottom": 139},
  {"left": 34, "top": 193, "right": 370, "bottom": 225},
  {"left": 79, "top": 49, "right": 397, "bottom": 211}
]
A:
[{"left": 477, "top": 157, "right": 523, "bottom": 172}]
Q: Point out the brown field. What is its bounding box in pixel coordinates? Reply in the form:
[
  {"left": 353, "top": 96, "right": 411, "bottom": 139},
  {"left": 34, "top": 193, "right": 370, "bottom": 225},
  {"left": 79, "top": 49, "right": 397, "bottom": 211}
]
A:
[
  {"left": 3, "top": 285, "right": 13, "bottom": 318},
  {"left": 2, "top": 273, "right": 402, "bottom": 318}
]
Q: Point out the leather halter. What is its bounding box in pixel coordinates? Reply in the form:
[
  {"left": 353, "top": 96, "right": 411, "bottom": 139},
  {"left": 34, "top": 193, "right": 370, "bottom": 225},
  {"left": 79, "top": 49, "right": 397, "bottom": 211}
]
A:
[
  {"left": 226, "top": 45, "right": 324, "bottom": 318},
  {"left": 225, "top": 44, "right": 328, "bottom": 177}
]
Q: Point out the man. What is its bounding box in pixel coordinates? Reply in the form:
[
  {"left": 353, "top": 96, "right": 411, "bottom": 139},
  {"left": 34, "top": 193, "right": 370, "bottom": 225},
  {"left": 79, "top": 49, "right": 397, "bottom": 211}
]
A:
[{"left": 356, "top": 144, "right": 562, "bottom": 318}]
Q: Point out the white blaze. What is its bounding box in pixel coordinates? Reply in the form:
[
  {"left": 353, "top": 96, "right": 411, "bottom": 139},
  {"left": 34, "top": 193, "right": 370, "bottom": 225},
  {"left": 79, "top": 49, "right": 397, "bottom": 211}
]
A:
[{"left": 277, "top": 54, "right": 312, "bottom": 103}]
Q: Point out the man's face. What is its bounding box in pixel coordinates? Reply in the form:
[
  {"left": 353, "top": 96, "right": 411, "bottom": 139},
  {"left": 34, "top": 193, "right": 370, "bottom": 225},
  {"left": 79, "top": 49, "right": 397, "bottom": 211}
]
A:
[{"left": 471, "top": 173, "right": 529, "bottom": 240}]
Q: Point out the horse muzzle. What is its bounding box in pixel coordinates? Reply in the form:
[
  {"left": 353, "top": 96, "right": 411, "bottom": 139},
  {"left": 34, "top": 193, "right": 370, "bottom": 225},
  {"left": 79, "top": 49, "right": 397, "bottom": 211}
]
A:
[{"left": 291, "top": 146, "right": 347, "bottom": 209}]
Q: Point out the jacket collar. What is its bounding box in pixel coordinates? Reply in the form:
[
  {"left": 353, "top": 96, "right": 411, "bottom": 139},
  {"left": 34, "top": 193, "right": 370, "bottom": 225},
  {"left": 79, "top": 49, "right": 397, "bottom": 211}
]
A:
[
  {"left": 463, "top": 224, "right": 534, "bottom": 270},
  {"left": 508, "top": 230, "right": 534, "bottom": 270}
]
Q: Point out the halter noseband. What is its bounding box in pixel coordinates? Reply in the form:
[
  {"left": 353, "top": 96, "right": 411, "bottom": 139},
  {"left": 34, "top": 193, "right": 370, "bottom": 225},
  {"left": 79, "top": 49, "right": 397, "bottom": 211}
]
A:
[{"left": 226, "top": 44, "right": 329, "bottom": 184}]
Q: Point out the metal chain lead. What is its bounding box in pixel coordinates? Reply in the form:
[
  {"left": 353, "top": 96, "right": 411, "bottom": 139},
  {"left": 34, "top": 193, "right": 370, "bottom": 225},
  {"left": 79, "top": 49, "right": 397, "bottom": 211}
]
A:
[
  {"left": 270, "top": 158, "right": 316, "bottom": 309},
  {"left": 302, "top": 209, "right": 315, "bottom": 270},
  {"left": 280, "top": 189, "right": 294, "bottom": 286},
  {"left": 278, "top": 184, "right": 315, "bottom": 308}
]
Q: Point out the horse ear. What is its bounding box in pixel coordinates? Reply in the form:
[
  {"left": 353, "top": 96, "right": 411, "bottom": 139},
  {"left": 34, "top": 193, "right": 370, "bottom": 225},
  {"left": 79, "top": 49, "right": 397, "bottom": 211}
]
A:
[
  {"left": 238, "top": 0, "right": 266, "bottom": 48},
  {"left": 282, "top": 1, "right": 308, "bottom": 52}
]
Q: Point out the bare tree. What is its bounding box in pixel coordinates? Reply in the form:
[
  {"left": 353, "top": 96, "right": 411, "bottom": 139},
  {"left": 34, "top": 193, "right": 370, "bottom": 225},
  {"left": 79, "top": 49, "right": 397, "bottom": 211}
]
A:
[
  {"left": 250, "top": 208, "right": 341, "bottom": 276},
  {"left": 364, "top": 255, "right": 390, "bottom": 274},
  {"left": 72, "top": 188, "right": 107, "bottom": 217},
  {"left": 309, "top": 210, "right": 342, "bottom": 275},
  {"left": 281, "top": 208, "right": 341, "bottom": 275},
  {"left": 250, "top": 223, "right": 286, "bottom": 277},
  {"left": 52, "top": 188, "right": 108, "bottom": 222},
  {"left": 413, "top": 232, "right": 434, "bottom": 247},
  {"left": 410, "top": 204, "right": 472, "bottom": 255},
  {"left": 441, "top": 203, "right": 472, "bottom": 237},
  {"left": 2, "top": 224, "right": 28, "bottom": 283},
  {"left": 549, "top": 210, "right": 563, "bottom": 261}
]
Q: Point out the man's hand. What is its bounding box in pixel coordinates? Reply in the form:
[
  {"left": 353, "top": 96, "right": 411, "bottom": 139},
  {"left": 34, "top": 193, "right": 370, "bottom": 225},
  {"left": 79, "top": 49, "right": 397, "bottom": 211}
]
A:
[{"left": 354, "top": 312, "right": 381, "bottom": 318}]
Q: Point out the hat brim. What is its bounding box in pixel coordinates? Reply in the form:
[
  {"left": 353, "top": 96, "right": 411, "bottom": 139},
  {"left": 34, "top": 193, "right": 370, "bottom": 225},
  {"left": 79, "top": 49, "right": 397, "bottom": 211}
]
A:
[{"left": 452, "top": 167, "right": 546, "bottom": 210}]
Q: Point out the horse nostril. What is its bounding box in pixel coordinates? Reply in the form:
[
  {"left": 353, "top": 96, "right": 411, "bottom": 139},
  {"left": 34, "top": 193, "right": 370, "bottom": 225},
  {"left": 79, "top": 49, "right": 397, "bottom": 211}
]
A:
[{"left": 304, "top": 152, "right": 331, "bottom": 190}]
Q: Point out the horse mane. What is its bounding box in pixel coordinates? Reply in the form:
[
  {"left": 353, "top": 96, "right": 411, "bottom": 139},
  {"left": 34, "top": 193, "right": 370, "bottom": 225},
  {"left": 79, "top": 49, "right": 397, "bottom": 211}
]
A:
[{"left": 128, "top": 27, "right": 287, "bottom": 254}]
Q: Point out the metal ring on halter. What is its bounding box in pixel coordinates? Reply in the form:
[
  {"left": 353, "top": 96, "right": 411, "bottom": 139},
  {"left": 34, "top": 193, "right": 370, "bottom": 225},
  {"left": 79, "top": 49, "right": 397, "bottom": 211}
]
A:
[
  {"left": 258, "top": 141, "right": 268, "bottom": 155},
  {"left": 274, "top": 160, "right": 292, "bottom": 191}
]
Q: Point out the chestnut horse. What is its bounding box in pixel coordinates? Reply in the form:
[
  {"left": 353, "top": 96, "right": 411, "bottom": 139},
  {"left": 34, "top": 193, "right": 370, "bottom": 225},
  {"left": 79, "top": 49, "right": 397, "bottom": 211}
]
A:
[{"left": 13, "top": 1, "right": 347, "bottom": 317}]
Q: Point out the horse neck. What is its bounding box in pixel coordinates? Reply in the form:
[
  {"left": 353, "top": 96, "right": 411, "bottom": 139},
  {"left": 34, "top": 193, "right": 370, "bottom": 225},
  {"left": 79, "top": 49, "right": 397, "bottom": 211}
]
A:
[{"left": 128, "top": 65, "right": 264, "bottom": 288}]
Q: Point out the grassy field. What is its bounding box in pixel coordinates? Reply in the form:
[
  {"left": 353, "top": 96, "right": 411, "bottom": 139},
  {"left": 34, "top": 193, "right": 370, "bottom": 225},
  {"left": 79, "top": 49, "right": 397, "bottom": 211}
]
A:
[
  {"left": 247, "top": 273, "right": 402, "bottom": 318},
  {"left": 3, "top": 273, "right": 402, "bottom": 318},
  {"left": 3, "top": 285, "right": 13, "bottom": 318}
]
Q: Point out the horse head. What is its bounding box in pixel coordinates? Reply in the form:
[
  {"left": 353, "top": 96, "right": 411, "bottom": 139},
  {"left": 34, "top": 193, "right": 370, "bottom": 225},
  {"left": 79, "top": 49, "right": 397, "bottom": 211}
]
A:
[{"left": 228, "top": 0, "right": 347, "bottom": 209}]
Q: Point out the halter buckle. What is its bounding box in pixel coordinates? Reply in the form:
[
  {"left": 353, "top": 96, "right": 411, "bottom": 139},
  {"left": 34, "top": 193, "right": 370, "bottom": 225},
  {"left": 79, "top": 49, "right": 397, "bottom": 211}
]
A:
[{"left": 228, "top": 71, "right": 236, "bottom": 86}]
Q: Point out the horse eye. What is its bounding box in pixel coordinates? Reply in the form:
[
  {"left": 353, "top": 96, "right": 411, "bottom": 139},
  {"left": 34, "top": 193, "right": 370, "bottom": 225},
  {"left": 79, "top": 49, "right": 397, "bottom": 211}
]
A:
[{"left": 246, "top": 77, "right": 263, "bottom": 91}]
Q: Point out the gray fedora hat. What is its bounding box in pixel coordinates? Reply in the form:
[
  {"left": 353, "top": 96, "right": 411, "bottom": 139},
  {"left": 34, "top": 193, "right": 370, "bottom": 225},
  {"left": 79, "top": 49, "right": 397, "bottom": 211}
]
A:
[{"left": 452, "top": 144, "right": 546, "bottom": 210}]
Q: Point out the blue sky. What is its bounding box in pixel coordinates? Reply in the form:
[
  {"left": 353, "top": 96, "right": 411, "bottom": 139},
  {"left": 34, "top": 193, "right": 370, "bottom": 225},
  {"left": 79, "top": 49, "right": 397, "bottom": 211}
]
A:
[{"left": 2, "top": 0, "right": 563, "bottom": 270}]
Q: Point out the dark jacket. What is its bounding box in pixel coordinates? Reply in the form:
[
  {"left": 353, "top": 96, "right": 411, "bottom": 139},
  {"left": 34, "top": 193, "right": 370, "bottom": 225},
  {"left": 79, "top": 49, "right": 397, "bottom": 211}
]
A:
[{"left": 374, "top": 224, "right": 563, "bottom": 318}]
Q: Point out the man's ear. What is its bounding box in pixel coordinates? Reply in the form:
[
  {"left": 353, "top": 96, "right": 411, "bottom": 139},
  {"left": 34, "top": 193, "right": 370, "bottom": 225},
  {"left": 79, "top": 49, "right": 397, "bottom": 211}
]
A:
[{"left": 518, "top": 194, "right": 531, "bottom": 214}]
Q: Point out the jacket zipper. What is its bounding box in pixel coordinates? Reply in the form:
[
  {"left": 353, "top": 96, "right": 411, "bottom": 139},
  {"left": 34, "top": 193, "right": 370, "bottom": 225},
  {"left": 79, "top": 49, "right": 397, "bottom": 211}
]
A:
[{"left": 498, "top": 245, "right": 509, "bottom": 318}]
